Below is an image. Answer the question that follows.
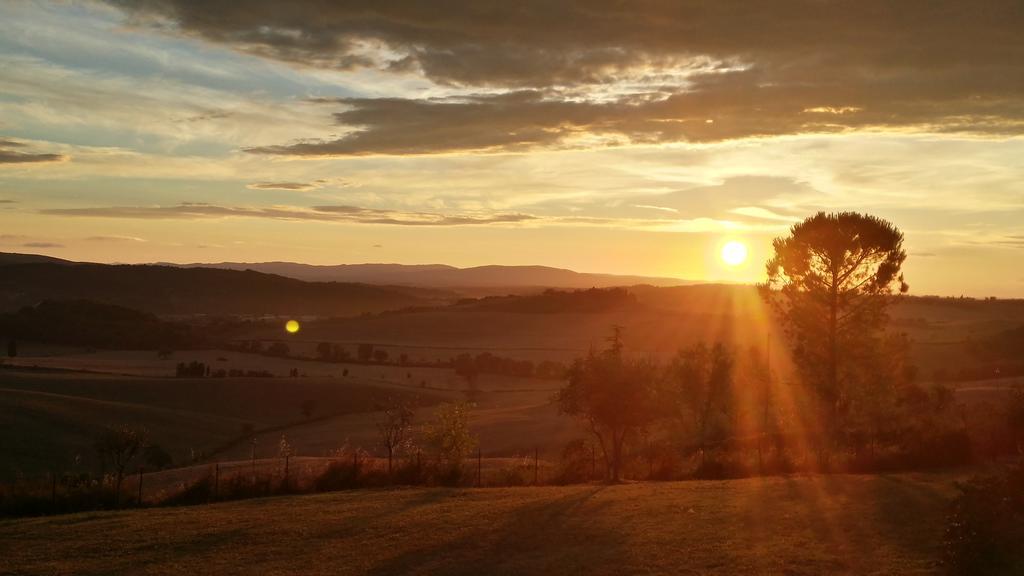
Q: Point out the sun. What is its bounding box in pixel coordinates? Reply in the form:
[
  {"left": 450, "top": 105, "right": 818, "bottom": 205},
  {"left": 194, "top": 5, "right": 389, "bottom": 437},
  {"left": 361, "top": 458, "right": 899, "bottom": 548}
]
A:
[
  {"left": 285, "top": 319, "right": 300, "bottom": 334},
  {"left": 721, "top": 241, "right": 748, "bottom": 266}
]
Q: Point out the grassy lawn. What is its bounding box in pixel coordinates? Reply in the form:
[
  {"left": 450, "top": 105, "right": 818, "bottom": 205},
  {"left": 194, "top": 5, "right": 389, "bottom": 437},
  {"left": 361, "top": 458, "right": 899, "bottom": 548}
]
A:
[{"left": 0, "top": 473, "right": 958, "bottom": 575}]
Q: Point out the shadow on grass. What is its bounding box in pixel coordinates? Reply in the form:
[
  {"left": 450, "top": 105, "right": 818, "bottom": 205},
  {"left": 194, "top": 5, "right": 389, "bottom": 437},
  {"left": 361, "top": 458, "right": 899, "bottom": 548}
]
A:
[{"left": 364, "top": 486, "right": 621, "bottom": 576}]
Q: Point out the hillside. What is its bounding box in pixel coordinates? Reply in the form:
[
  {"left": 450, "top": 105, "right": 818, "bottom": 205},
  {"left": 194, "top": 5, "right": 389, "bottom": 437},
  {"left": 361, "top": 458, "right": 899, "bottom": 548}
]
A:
[
  {"left": 0, "top": 474, "right": 960, "bottom": 575},
  {"left": 0, "top": 261, "right": 454, "bottom": 316},
  {"left": 0, "top": 252, "right": 73, "bottom": 266}
]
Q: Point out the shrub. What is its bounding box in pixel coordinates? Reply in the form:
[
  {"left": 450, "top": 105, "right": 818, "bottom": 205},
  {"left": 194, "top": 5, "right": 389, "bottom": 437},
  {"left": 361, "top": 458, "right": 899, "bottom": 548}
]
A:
[
  {"left": 944, "top": 463, "right": 1024, "bottom": 575},
  {"left": 554, "top": 439, "right": 596, "bottom": 484}
]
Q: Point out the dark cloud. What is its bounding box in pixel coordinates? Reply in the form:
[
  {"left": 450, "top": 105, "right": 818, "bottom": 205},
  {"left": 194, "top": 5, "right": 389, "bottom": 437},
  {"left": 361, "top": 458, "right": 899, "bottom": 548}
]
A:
[
  {"left": 41, "top": 202, "right": 536, "bottom": 226},
  {"left": 247, "top": 181, "right": 319, "bottom": 191},
  {"left": 0, "top": 138, "right": 67, "bottom": 164},
  {"left": 0, "top": 199, "right": 17, "bottom": 204},
  {"left": 108, "top": 1, "right": 1024, "bottom": 154},
  {"left": 22, "top": 242, "right": 64, "bottom": 248}
]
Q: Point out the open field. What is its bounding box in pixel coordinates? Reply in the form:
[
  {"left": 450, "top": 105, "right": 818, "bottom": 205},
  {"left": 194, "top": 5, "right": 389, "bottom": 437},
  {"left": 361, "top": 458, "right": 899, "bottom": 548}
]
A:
[
  {"left": 0, "top": 473, "right": 962, "bottom": 575},
  {"left": 0, "top": 368, "right": 452, "bottom": 480},
  {"left": 0, "top": 364, "right": 578, "bottom": 481}
]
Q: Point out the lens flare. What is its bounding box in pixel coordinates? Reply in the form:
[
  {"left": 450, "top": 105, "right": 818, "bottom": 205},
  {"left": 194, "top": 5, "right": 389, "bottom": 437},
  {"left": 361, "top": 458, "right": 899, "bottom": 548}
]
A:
[
  {"left": 721, "top": 241, "right": 748, "bottom": 266},
  {"left": 285, "top": 319, "right": 300, "bottom": 333}
]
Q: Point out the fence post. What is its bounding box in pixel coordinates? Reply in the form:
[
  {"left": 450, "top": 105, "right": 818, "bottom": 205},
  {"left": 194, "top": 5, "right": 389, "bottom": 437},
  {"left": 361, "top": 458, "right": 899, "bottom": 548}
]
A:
[
  {"left": 51, "top": 471, "right": 57, "bottom": 511},
  {"left": 137, "top": 467, "right": 144, "bottom": 506},
  {"left": 214, "top": 462, "right": 220, "bottom": 500},
  {"left": 284, "top": 455, "right": 290, "bottom": 490},
  {"left": 250, "top": 437, "right": 257, "bottom": 487},
  {"left": 534, "top": 446, "right": 539, "bottom": 485}
]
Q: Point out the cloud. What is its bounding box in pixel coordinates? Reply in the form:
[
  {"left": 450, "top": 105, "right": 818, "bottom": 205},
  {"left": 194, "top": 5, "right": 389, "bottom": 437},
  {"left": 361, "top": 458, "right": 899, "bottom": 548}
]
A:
[
  {"left": 85, "top": 235, "right": 147, "bottom": 242},
  {"left": 22, "top": 241, "right": 63, "bottom": 248},
  {"left": 246, "top": 181, "right": 320, "bottom": 191},
  {"left": 41, "top": 202, "right": 538, "bottom": 226},
  {"left": 108, "top": 1, "right": 1024, "bottom": 155},
  {"left": 0, "top": 138, "right": 67, "bottom": 164},
  {"left": 0, "top": 199, "right": 17, "bottom": 204}
]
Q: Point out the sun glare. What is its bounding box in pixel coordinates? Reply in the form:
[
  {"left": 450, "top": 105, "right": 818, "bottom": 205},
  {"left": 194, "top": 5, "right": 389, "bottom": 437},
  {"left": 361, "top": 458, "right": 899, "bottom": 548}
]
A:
[
  {"left": 721, "top": 241, "right": 748, "bottom": 266},
  {"left": 285, "top": 319, "right": 300, "bottom": 333}
]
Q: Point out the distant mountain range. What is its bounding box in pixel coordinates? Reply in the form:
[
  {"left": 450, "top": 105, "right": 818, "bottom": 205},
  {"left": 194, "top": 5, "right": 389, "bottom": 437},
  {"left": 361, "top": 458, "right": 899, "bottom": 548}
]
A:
[
  {"left": 0, "top": 254, "right": 451, "bottom": 316},
  {"left": 0, "top": 252, "right": 690, "bottom": 289},
  {"left": 0, "top": 252, "right": 692, "bottom": 317},
  {"left": 161, "top": 261, "right": 692, "bottom": 289}
]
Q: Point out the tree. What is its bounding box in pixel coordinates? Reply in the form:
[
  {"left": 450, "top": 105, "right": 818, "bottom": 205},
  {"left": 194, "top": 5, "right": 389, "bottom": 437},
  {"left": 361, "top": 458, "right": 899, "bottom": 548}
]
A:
[
  {"left": 1008, "top": 388, "right": 1024, "bottom": 454},
  {"left": 95, "top": 425, "right": 147, "bottom": 507},
  {"left": 557, "top": 330, "right": 659, "bottom": 482},
  {"left": 316, "top": 342, "right": 334, "bottom": 361},
  {"left": 357, "top": 343, "right": 375, "bottom": 362},
  {"left": 423, "top": 402, "right": 477, "bottom": 469},
  {"left": 373, "top": 349, "right": 389, "bottom": 363},
  {"left": 668, "top": 343, "right": 735, "bottom": 464},
  {"left": 6, "top": 339, "right": 15, "bottom": 358},
  {"left": 376, "top": 399, "right": 415, "bottom": 474},
  {"left": 763, "top": 211, "right": 908, "bottom": 446},
  {"left": 453, "top": 353, "right": 480, "bottom": 391},
  {"left": 266, "top": 342, "right": 290, "bottom": 357},
  {"left": 143, "top": 443, "right": 173, "bottom": 470},
  {"left": 332, "top": 344, "right": 350, "bottom": 361}
]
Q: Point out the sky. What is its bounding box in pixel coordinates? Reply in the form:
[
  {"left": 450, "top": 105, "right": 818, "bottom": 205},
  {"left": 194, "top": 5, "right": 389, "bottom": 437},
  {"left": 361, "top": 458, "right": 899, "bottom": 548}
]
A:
[{"left": 1, "top": 1, "right": 1022, "bottom": 296}]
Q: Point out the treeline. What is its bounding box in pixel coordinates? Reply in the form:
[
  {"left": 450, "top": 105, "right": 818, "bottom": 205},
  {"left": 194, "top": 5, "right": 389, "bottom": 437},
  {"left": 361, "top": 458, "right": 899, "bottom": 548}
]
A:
[
  {"left": 0, "top": 299, "right": 259, "bottom": 351},
  {"left": 0, "top": 300, "right": 198, "bottom": 350},
  {"left": 174, "top": 361, "right": 273, "bottom": 379},
  {"left": 230, "top": 339, "right": 567, "bottom": 381},
  {"left": 460, "top": 287, "right": 637, "bottom": 314},
  {"left": 556, "top": 335, "right": 995, "bottom": 482}
]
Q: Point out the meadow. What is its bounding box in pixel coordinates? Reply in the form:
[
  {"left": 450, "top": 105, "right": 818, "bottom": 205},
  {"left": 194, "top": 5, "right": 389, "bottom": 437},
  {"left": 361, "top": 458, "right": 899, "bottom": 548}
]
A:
[{"left": 0, "top": 473, "right": 961, "bottom": 575}]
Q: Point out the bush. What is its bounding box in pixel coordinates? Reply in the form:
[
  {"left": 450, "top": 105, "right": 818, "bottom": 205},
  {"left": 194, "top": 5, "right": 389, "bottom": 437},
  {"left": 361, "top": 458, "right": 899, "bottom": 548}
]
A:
[
  {"left": 0, "top": 474, "right": 120, "bottom": 517},
  {"left": 554, "top": 439, "right": 596, "bottom": 484},
  {"left": 944, "top": 463, "right": 1024, "bottom": 575},
  {"left": 314, "top": 459, "right": 363, "bottom": 491}
]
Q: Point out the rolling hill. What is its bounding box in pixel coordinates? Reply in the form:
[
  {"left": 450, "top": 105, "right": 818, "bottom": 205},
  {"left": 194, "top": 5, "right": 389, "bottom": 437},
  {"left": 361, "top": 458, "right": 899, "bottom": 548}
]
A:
[{"left": 0, "top": 260, "right": 454, "bottom": 316}]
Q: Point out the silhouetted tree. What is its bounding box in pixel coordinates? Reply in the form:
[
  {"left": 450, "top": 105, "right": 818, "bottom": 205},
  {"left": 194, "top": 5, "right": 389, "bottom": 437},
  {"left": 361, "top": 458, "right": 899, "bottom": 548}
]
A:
[
  {"left": 376, "top": 399, "right": 415, "bottom": 475},
  {"left": 557, "top": 329, "right": 659, "bottom": 482},
  {"left": 94, "top": 425, "right": 148, "bottom": 507},
  {"left": 316, "top": 342, "right": 333, "bottom": 361},
  {"left": 668, "top": 343, "right": 735, "bottom": 465},
  {"left": 143, "top": 443, "right": 173, "bottom": 470},
  {"left": 266, "top": 342, "right": 290, "bottom": 357},
  {"left": 6, "top": 339, "right": 16, "bottom": 358},
  {"left": 1009, "top": 388, "right": 1024, "bottom": 454},
  {"left": 453, "top": 353, "right": 480, "bottom": 391},
  {"left": 763, "top": 211, "right": 908, "bottom": 448},
  {"left": 357, "top": 343, "right": 374, "bottom": 362},
  {"left": 423, "top": 402, "right": 476, "bottom": 471},
  {"left": 373, "top": 349, "right": 389, "bottom": 363}
]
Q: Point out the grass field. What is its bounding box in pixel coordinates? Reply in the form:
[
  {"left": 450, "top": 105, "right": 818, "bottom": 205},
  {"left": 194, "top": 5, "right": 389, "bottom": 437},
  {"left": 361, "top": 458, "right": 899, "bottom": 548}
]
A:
[
  {"left": 0, "top": 473, "right": 960, "bottom": 575},
  {"left": 0, "top": 368, "right": 451, "bottom": 480}
]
